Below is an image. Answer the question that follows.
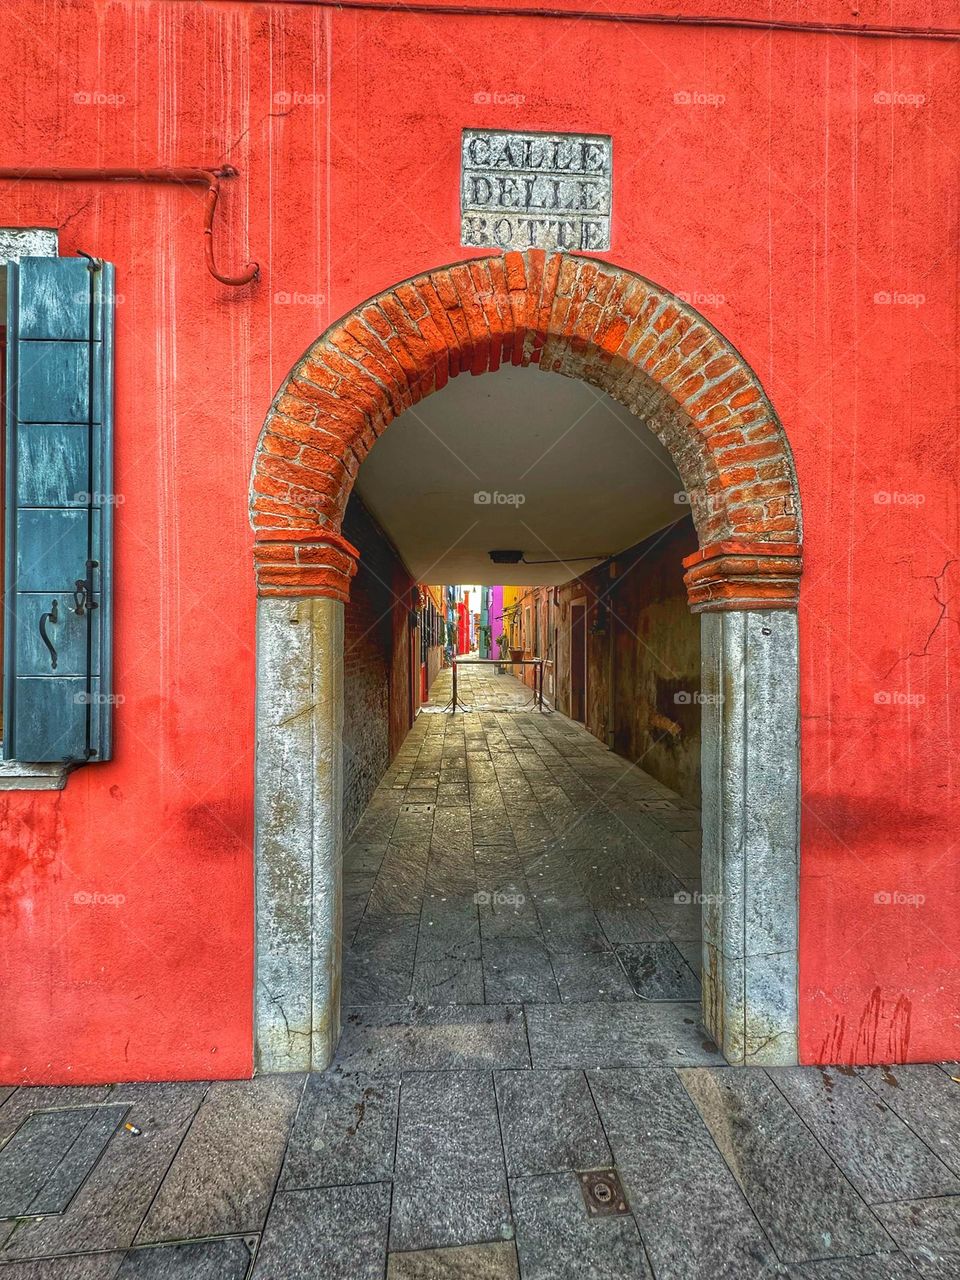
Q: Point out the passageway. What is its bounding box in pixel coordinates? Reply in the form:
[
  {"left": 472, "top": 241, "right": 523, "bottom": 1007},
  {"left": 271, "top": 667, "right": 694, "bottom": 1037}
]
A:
[{"left": 341, "top": 663, "right": 704, "bottom": 1028}]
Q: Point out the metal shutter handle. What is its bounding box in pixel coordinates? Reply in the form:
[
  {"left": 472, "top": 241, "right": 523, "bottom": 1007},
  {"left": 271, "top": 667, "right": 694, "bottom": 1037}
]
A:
[{"left": 39, "top": 599, "right": 59, "bottom": 670}]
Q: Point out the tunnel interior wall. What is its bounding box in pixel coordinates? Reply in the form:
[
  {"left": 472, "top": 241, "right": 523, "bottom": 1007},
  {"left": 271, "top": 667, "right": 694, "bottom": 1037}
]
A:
[
  {"left": 516, "top": 518, "right": 701, "bottom": 805},
  {"left": 341, "top": 495, "right": 416, "bottom": 837},
  {"left": 607, "top": 518, "right": 701, "bottom": 806}
]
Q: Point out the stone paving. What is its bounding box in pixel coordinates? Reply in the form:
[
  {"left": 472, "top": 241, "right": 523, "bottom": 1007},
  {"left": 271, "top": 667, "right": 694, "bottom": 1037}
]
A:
[{"left": 1, "top": 666, "right": 959, "bottom": 1277}]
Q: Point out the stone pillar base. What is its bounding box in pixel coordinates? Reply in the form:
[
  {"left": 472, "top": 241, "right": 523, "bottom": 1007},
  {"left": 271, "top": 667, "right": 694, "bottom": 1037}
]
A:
[
  {"left": 254, "top": 595, "right": 344, "bottom": 1073},
  {"left": 699, "top": 609, "right": 800, "bottom": 1066}
]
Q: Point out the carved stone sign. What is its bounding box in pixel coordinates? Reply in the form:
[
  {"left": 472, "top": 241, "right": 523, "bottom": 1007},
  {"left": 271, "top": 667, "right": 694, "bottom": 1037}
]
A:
[{"left": 461, "top": 130, "right": 612, "bottom": 252}]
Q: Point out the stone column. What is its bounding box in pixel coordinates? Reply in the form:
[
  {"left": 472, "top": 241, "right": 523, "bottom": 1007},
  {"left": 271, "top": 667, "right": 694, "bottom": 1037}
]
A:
[
  {"left": 699, "top": 609, "right": 800, "bottom": 1065},
  {"left": 253, "top": 531, "right": 358, "bottom": 1073},
  {"left": 684, "top": 541, "right": 802, "bottom": 1066}
]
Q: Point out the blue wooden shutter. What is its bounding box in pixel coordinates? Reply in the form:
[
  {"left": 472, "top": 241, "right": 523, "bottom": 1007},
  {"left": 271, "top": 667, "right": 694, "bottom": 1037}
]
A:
[{"left": 4, "top": 256, "right": 115, "bottom": 763}]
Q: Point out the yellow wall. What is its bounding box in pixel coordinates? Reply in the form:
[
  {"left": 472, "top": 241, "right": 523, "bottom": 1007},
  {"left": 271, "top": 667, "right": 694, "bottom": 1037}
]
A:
[{"left": 501, "top": 586, "right": 523, "bottom": 646}]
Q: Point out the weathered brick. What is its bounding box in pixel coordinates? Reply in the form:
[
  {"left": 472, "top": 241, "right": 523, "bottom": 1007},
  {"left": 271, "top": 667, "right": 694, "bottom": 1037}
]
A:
[
  {"left": 276, "top": 393, "right": 318, "bottom": 424},
  {"left": 688, "top": 370, "right": 750, "bottom": 416},
  {"left": 504, "top": 250, "right": 527, "bottom": 292},
  {"left": 261, "top": 433, "right": 300, "bottom": 460},
  {"left": 716, "top": 441, "right": 783, "bottom": 465}
]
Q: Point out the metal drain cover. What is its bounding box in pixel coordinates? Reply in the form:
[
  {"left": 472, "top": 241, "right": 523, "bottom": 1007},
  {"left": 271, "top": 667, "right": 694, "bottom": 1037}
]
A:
[
  {"left": 400, "top": 803, "right": 435, "bottom": 813},
  {"left": 578, "top": 1168, "right": 630, "bottom": 1217}
]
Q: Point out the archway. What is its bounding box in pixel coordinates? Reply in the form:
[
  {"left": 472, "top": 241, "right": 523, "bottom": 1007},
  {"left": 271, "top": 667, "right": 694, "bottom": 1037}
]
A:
[{"left": 249, "top": 250, "right": 802, "bottom": 1072}]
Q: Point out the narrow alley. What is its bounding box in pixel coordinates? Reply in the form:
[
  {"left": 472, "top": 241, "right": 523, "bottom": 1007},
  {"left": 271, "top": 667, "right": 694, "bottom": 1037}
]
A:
[{"left": 341, "top": 664, "right": 704, "bottom": 1026}]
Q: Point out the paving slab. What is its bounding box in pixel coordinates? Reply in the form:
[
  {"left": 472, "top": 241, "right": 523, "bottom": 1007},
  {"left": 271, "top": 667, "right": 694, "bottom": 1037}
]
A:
[
  {"left": 0, "top": 1083, "right": 207, "bottom": 1259},
  {"left": 494, "top": 1069, "right": 611, "bottom": 1176},
  {"left": 525, "top": 1002, "right": 723, "bottom": 1068},
  {"left": 336, "top": 1005, "right": 530, "bottom": 1071},
  {"left": 874, "top": 1195, "right": 960, "bottom": 1256},
  {"left": 390, "top": 1072, "right": 511, "bottom": 1251},
  {"left": 136, "top": 1076, "right": 303, "bottom": 1243},
  {"left": 411, "top": 958, "right": 484, "bottom": 1004},
  {"left": 386, "top": 1242, "right": 519, "bottom": 1279},
  {"left": 536, "top": 907, "right": 609, "bottom": 954},
  {"left": 415, "top": 901, "right": 481, "bottom": 963},
  {"left": 776, "top": 1256, "right": 922, "bottom": 1279},
  {"left": 252, "top": 1183, "right": 391, "bottom": 1280},
  {"left": 857, "top": 1064, "right": 960, "bottom": 1177},
  {"left": 680, "top": 1067, "right": 893, "bottom": 1264},
  {"left": 641, "top": 897, "right": 702, "bottom": 940},
  {"left": 478, "top": 898, "right": 542, "bottom": 945},
  {"left": 0, "top": 1256, "right": 126, "bottom": 1279},
  {"left": 367, "top": 856, "right": 430, "bottom": 916},
  {"left": 281, "top": 1072, "right": 399, "bottom": 1188},
  {"left": 343, "top": 892, "right": 371, "bottom": 946},
  {"left": 770, "top": 1066, "right": 960, "bottom": 1203},
  {"left": 343, "top": 844, "right": 389, "bottom": 874},
  {"left": 424, "top": 859, "right": 478, "bottom": 897},
  {"left": 616, "top": 941, "right": 700, "bottom": 1000},
  {"left": 482, "top": 939, "right": 559, "bottom": 1003},
  {"left": 675, "top": 938, "right": 703, "bottom": 977},
  {"left": 0, "top": 1089, "right": 114, "bottom": 1145},
  {"left": 589, "top": 1068, "right": 778, "bottom": 1280},
  {"left": 342, "top": 913, "right": 420, "bottom": 1001},
  {"left": 509, "top": 1172, "right": 652, "bottom": 1280},
  {"left": 550, "top": 951, "right": 635, "bottom": 1002},
  {"left": 593, "top": 906, "right": 665, "bottom": 945},
  {"left": 342, "top": 954, "right": 415, "bottom": 1004},
  {"left": 118, "top": 1237, "right": 254, "bottom": 1278},
  {"left": 0, "top": 1106, "right": 128, "bottom": 1218}
]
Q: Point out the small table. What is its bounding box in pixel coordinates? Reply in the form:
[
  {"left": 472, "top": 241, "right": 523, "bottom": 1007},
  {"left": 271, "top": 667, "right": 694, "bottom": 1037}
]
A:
[{"left": 442, "top": 657, "right": 550, "bottom": 713}]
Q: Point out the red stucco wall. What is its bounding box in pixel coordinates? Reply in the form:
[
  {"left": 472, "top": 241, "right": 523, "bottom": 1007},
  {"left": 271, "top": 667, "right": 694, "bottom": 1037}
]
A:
[{"left": 1, "top": 0, "right": 957, "bottom": 1081}]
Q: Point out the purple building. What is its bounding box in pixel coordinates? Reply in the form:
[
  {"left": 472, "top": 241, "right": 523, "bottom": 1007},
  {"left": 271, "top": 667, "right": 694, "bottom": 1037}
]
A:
[{"left": 488, "top": 586, "right": 505, "bottom": 659}]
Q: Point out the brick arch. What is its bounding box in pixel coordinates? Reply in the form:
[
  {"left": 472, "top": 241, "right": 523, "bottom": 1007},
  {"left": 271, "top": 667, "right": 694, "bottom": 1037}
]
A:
[
  {"left": 251, "top": 249, "right": 804, "bottom": 1072},
  {"left": 251, "top": 250, "right": 801, "bottom": 611}
]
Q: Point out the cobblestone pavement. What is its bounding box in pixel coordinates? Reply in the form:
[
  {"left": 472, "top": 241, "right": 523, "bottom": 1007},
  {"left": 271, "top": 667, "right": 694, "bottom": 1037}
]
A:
[{"left": 2, "top": 667, "right": 959, "bottom": 1278}]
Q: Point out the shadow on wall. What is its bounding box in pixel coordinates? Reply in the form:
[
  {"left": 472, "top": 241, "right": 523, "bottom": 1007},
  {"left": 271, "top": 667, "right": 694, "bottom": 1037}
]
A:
[{"left": 340, "top": 493, "right": 416, "bottom": 836}]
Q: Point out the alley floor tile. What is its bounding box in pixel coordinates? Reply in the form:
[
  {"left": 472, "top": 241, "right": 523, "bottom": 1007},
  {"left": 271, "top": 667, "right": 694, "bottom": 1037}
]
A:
[
  {"left": 386, "top": 1241, "right": 520, "bottom": 1279},
  {"left": 510, "top": 1172, "right": 653, "bottom": 1280},
  {"left": 335, "top": 1004, "right": 531, "bottom": 1071},
  {"left": 679, "top": 1067, "right": 894, "bottom": 1264},
  {"left": 589, "top": 1068, "right": 778, "bottom": 1280},
  {"left": 525, "top": 1001, "right": 723, "bottom": 1068},
  {"left": 280, "top": 1072, "right": 399, "bottom": 1190},
  {"left": 768, "top": 1067, "right": 960, "bottom": 1204},
  {"left": 135, "top": 1077, "right": 303, "bottom": 1244},
  {"left": 253, "top": 1183, "right": 391, "bottom": 1279},
  {"left": 494, "top": 1069, "right": 611, "bottom": 1176}
]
